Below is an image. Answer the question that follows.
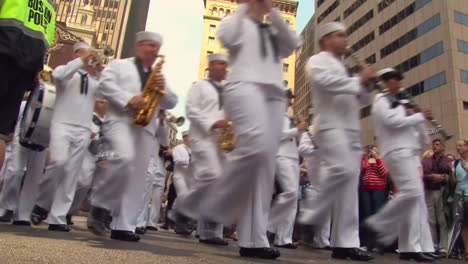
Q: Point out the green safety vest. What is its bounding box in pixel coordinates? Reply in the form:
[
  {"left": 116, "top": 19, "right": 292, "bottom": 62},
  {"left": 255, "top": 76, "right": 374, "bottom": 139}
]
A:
[{"left": 0, "top": 0, "right": 56, "bottom": 47}]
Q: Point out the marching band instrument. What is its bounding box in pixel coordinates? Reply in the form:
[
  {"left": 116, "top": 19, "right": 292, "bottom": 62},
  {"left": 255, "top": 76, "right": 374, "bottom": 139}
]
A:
[
  {"left": 89, "top": 45, "right": 114, "bottom": 69},
  {"left": 395, "top": 89, "right": 453, "bottom": 142},
  {"left": 134, "top": 55, "right": 167, "bottom": 126},
  {"left": 218, "top": 121, "right": 237, "bottom": 153},
  {"left": 166, "top": 112, "right": 185, "bottom": 127},
  {"left": 20, "top": 69, "right": 56, "bottom": 149},
  {"left": 345, "top": 46, "right": 385, "bottom": 92}
]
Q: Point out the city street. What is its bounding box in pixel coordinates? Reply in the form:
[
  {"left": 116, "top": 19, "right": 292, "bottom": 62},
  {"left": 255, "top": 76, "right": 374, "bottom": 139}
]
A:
[{"left": 0, "top": 217, "right": 461, "bottom": 264}]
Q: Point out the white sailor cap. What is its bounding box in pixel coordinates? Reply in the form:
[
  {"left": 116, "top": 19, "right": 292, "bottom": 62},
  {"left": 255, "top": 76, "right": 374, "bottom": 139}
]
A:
[
  {"left": 73, "top": 41, "right": 91, "bottom": 52},
  {"left": 136, "top": 31, "right": 163, "bottom": 44},
  {"left": 317, "top": 22, "right": 347, "bottom": 40},
  {"left": 182, "top": 131, "right": 189, "bottom": 137},
  {"left": 207, "top": 53, "right": 228, "bottom": 63},
  {"left": 377, "top": 68, "right": 403, "bottom": 81}
]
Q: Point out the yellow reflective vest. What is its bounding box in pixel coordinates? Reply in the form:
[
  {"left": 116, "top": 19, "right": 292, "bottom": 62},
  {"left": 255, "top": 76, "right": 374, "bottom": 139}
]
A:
[{"left": 0, "top": 0, "right": 56, "bottom": 47}]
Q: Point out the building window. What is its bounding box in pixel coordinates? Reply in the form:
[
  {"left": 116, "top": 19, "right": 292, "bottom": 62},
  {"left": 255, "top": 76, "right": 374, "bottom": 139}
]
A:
[
  {"left": 458, "top": 39, "right": 468, "bottom": 54},
  {"left": 343, "top": 0, "right": 367, "bottom": 19},
  {"left": 380, "top": 14, "right": 440, "bottom": 58},
  {"left": 204, "top": 68, "right": 209, "bottom": 78},
  {"left": 105, "top": 22, "right": 114, "bottom": 30},
  {"left": 349, "top": 31, "right": 375, "bottom": 53},
  {"left": 463, "top": 101, "right": 468, "bottom": 111},
  {"left": 378, "top": 0, "right": 396, "bottom": 12},
  {"left": 461, "top": 69, "right": 468, "bottom": 84},
  {"left": 212, "top": 7, "right": 218, "bottom": 16},
  {"left": 394, "top": 42, "right": 443, "bottom": 74},
  {"left": 455, "top": 11, "right": 468, "bottom": 26},
  {"left": 379, "top": 0, "right": 432, "bottom": 35},
  {"left": 283, "top": 63, "right": 289, "bottom": 73},
  {"left": 219, "top": 8, "right": 225, "bottom": 17},
  {"left": 207, "top": 51, "right": 213, "bottom": 55},
  {"left": 208, "top": 37, "right": 215, "bottom": 46},
  {"left": 317, "top": 0, "right": 326, "bottom": 8},
  {"left": 102, "top": 32, "right": 108, "bottom": 41},
  {"left": 347, "top": 10, "right": 373, "bottom": 36},
  {"left": 318, "top": 0, "right": 340, "bottom": 24},
  {"left": 209, "top": 25, "right": 216, "bottom": 34},
  {"left": 81, "top": 14, "right": 88, "bottom": 24}
]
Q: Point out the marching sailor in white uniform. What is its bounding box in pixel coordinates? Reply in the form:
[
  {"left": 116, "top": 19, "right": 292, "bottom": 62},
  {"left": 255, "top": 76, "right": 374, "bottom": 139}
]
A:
[
  {"left": 199, "top": 0, "right": 299, "bottom": 259},
  {"left": 298, "top": 22, "right": 376, "bottom": 261},
  {"left": 267, "top": 89, "right": 307, "bottom": 249},
  {"left": 33, "top": 42, "right": 101, "bottom": 232},
  {"left": 91, "top": 31, "right": 177, "bottom": 241},
  {"left": 365, "top": 68, "right": 435, "bottom": 262},
  {"left": 177, "top": 53, "right": 230, "bottom": 245}
]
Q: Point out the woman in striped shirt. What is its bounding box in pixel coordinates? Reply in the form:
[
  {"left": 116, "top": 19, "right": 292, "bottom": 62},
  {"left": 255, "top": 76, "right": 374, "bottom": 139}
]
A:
[{"left": 359, "top": 145, "right": 390, "bottom": 251}]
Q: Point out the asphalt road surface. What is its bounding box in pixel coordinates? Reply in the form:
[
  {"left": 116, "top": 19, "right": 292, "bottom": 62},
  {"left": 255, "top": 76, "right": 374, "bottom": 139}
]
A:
[{"left": 0, "top": 217, "right": 462, "bottom": 264}]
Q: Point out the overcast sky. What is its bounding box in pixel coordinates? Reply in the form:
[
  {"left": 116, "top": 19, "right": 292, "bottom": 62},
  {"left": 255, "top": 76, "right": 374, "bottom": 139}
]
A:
[{"left": 146, "top": 0, "right": 315, "bottom": 137}]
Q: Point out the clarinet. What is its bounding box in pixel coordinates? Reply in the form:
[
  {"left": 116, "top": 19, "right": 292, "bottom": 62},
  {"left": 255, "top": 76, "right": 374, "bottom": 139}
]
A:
[
  {"left": 345, "top": 47, "right": 385, "bottom": 92},
  {"left": 395, "top": 89, "right": 453, "bottom": 142}
]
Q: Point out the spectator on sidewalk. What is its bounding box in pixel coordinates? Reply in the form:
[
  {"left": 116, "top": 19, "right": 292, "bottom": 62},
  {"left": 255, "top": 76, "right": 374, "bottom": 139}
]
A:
[{"left": 422, "top": 139, "right": 452, "bottom": 257}]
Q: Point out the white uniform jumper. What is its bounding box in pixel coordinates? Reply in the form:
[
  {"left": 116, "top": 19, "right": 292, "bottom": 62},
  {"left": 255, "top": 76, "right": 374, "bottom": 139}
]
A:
[
  {"left": 267, "top": 113, "right": 300, "bottom": 246},
  {"left": 199, "top": 3, "right": 299, "bottom": 248},
  {"left": 97, "top": 57, "right": 177, "bottom": 233},
  {"left": 177, "top": 78, "right": 227, "bottom": 240},
  {"left": 298, "top": 51, "right": 373, "bottom": 248},
  {"left": 367, "top": 93, "right": 433, "bottom": 253}
]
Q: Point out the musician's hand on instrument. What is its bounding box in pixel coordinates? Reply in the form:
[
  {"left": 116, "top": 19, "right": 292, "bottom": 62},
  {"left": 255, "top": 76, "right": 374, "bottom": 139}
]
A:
[
  {"left": 422, "top": 109, "right": 433, "bottom": 120},
  {"left": 128, "top": 95, "right": 146, "bottom": 111},
  {"left": 212, "top": 120, "right": 230, "bottom": 130},
  {"left": 297, "top": 121, "right": 308, "bottom": 131},
  {"left": 155, "top": 75, "right": 165, "bottom": 90},
  {"left": 81, "top": 53, "right": 95, "bottom": 66},
  {"left": 163, "top": 149, "right": 173, "bottom": 157},
  {"left": 359, "top": 65, "right": 377, "bottom": 86}
]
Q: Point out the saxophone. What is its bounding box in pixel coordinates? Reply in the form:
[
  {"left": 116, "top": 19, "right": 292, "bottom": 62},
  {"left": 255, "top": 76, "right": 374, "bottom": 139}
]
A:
[
  {"left": 133, "top": 55, "right": 167, "bottom": 126},
  {"left": 218, "top": 121, "right": 237, "bottom": 152}
]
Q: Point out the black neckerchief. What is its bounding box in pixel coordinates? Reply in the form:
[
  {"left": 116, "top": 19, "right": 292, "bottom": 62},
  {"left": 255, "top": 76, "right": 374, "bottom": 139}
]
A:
[
  {"left": 250, "top": 19, "right": 279, "bottom": 62},
  {"left": 78, "top": 72, "right": 88, "bottom": 95},
  {"left": 134, "top": 57, "right": 151, "bottom": 91},
  {"left": 207, "top": 79, "right": 223, "bottom": 109}
]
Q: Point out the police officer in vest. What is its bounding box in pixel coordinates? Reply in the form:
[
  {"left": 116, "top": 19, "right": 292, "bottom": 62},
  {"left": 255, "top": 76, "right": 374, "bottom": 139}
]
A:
[{"left": 0, "top": 0, "right": 56, "bottom": 170}]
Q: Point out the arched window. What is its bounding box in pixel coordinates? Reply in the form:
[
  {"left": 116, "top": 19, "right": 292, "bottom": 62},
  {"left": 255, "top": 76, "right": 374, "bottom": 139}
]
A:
[
  {"left": 212, "top": 7, "right": 218, "bottom": 17},
  {"left": 204, "top": 68, "right": 209, "bottom": 78},
  {"left": 285, "top": 19, "right": 291, "bottom": 25},
  {"left": 81, "top": 14, "right": 88, "bottom": 24},
  {"left": 219, "top": 8, "right": 225, "bottom": 17},
  {"left": 226, "top": 9, "right": 231, "bottom": 15}
]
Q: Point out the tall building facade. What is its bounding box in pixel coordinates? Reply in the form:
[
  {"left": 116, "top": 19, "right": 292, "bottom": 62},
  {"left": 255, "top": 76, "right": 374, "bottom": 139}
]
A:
[
  {"left": 199, "top": 0, "right": 299, "bottom": 93},
  {"left": 294, "top": 15, "right": 315, "bottom": 124},
  {"left": 298, "top": 0, "right": 468, "bottom": 152},
  {"left": 52, "top": 0, "right": 132, "bottom": 58}
]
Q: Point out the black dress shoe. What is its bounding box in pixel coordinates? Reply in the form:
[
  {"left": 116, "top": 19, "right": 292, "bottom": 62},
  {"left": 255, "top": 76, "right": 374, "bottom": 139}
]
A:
[
  {"left": 400, "top": 252, "right": 435, "bottom": 262},
  {"left": 135, "top": 227, "right": 146, "bottom": 235},
  {"left": 66, "top": 215, "right": 74, "bottom": 226},
  {"left": 48, "top": 224, "right": 71, "bottom": 232},
  {"left": 30, "top": 205, "right": 48, "bottom": 225},
  {"left": 12, "top": 220, "right": 31, "bottom": 226},
  {"left": 239, "top": 247, "right": 281, "bottom": 259},
  {"left": 424, "top": 252, "right": 442, "bottom": 259},
  {"left": 332, "top": 248, "right": 374, "bottom": 261},
  {"left": 199, "top": 237, "right": 229, "bottom": 246},
  {"left": 146, "top": 226, "right": 158, "bottom": 231},
  {"left": 275, "top": 243, "right": 297, "bottom": 249},
  {"left": 0, "top": 210, "right": 14, "bottom": 222},
  {"left": 111, "top": 230, "right": 140, "bottom": 242}
]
